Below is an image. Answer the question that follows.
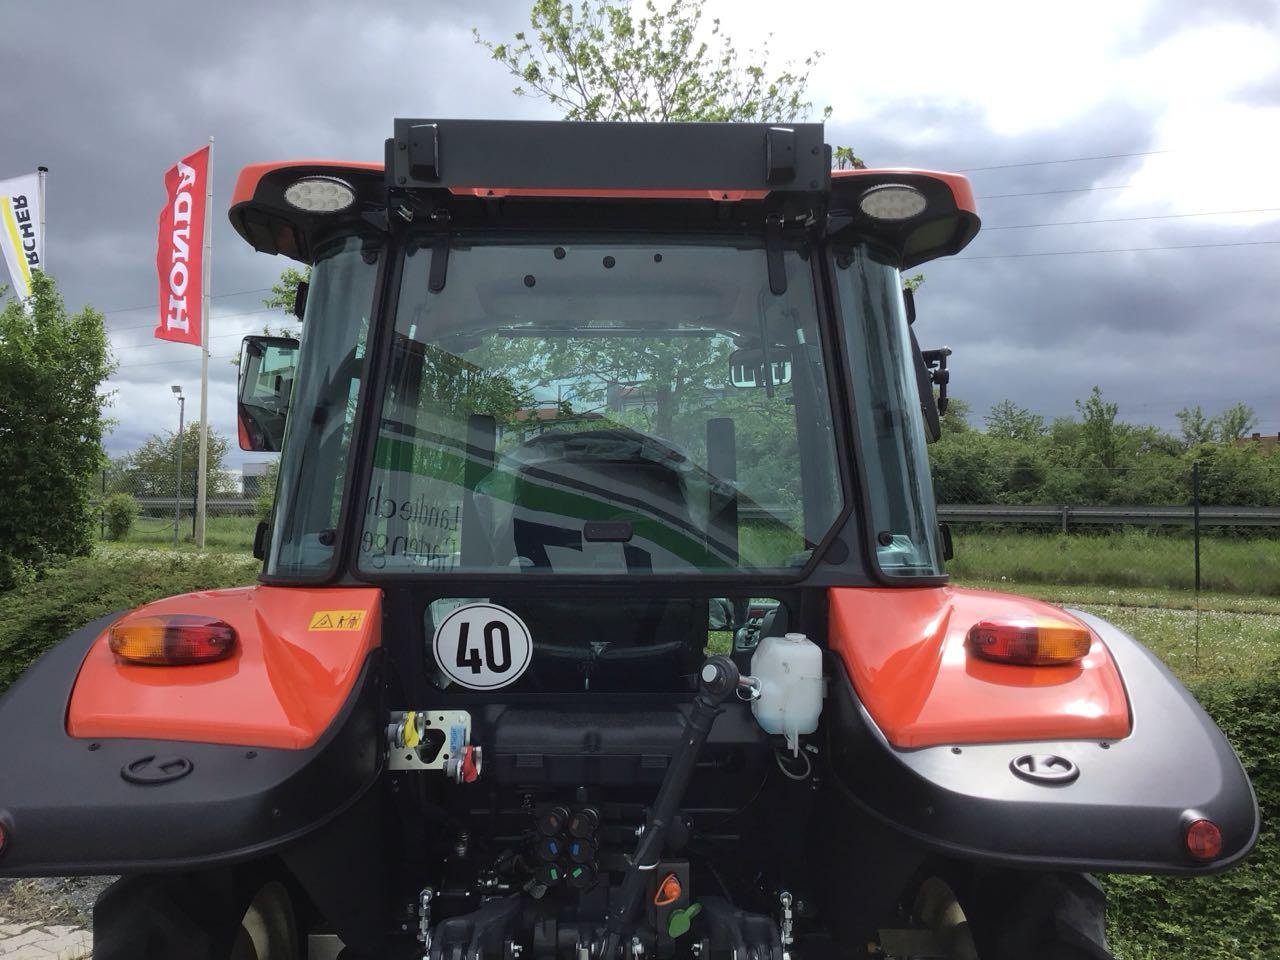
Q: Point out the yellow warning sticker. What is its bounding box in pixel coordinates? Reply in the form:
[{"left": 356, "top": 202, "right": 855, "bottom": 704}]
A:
[{"left": 308, "top": 610, "right": 366, "bottom": 631}]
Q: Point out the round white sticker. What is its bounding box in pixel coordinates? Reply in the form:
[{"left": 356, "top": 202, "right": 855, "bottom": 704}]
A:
[{"left": 432, "top": 603, "right": 533, "bottom": 690}]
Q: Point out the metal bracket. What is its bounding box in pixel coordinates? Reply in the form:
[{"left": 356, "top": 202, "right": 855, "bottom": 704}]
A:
[
  {"left": 388, "top": 709, "right": 472, "bottom": 774},
  {"left": 428, "top": 209, "right": 451, "bottom": 293}
]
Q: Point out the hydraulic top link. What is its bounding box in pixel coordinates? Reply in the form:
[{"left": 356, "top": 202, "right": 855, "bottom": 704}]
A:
[{"left": 599, "top": 656, "right": 741, "bottom": 960}]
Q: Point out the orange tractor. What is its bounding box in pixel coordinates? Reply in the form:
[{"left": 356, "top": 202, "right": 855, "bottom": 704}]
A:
[{"left": 0, "top": 120, "right": 1257, "bottom": 960}]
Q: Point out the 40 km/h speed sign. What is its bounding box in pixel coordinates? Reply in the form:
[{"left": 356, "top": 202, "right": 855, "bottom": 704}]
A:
[{"left": 432, "top": 603, "right": 533, "bottom": 690}]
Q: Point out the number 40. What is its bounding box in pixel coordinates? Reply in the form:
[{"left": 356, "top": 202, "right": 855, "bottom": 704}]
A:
[{"left": 456, "top": 620, "right": 512, "bottom": 674}]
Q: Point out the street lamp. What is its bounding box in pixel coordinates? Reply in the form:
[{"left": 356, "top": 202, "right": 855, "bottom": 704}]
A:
[{"left": 172, "top": 385, "right": 184, "bottom": 549}]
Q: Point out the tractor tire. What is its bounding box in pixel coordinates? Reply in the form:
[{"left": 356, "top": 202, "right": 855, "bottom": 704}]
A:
[
  {"left": 909, "top": 870, "right": 1114, "bottom": 960},
  {"left": 229, "top": 881, "right": 301, "bottom": 960}
]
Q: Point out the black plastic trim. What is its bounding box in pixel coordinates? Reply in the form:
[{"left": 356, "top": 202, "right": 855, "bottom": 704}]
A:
[
  {"left": 0, "top": 614, "right": 384, "bottom": 876},
  {"left": 825, "top": 611, "right": 1259, "bottom": 874}
]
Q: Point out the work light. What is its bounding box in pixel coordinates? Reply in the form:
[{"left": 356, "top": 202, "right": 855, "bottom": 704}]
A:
[
  {"left": 858, "top": 183, "right": 927, "bottom": 221},
  {"left": 284, "top": 176, "right": 356, "bottom": 213}
]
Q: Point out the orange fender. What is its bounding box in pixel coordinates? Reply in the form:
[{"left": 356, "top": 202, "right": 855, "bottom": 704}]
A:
[
  {"left": 67, "top": 586, "right": 381, "bottom": 750},
  {"left": 829, "top": 587, "right": 1131, "bottom": 749}
]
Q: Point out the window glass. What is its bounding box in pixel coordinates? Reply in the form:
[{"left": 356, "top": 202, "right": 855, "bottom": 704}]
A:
[
  {"left": 358, "top": 238, "right": 842, "bottom": 576},
  {"left": 834, "top": 245, "right": 943, "bottom": 576},
  {"left": 266, "top": 235, "right": 379, "bottom": 576}
]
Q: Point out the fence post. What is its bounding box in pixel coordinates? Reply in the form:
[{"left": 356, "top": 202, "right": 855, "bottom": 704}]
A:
[
  {"left": 1193, "top": 460, "right": 1201, "bottom": 666},
  {"left": 1060, "top": 504, "right": 1069, "bottom": 534},
  {"left": 1192, "top": 461, "right": 1201, "bottom": 594},
  {"left": 100, "top": 469, "right": 107, "bottom": 539}
]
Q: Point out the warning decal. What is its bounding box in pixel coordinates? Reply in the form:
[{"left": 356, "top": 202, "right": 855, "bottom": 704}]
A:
[{"left": 308, "top": 610, "right": 367, "bottom": 631}]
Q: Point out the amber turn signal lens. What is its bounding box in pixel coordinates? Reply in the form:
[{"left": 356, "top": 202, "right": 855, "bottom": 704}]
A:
[
  {"left": 109, "top": 614, "right": 237, "bottom": 665},
  {"left": 967, "top": 617, "right": 1092, "bottom": 666},
  {"left": 1185, "top": 818, "right": 1223, "bottom": 861}
]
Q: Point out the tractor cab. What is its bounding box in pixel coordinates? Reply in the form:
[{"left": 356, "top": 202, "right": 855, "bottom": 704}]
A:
[{"left": 231, "top": 121, "right": 976, "bottom": 690}]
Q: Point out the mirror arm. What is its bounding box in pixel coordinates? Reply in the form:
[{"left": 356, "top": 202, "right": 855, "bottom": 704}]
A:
[{"left": 921, "top": 347, "right": 952, "bottom": 415}]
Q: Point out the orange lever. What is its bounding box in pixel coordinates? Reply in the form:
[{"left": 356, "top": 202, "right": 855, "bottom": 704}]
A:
[{"left": 654, "top": 873, "right": 682, "bottom": 907}]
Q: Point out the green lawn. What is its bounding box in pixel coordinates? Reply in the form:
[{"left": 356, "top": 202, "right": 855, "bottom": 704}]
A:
[
  {"left": 949, "top": 529, "right": 1280, "bottom": 596},
  {"left": 100, "top": 513, "right": 259, "bottom": 553}
]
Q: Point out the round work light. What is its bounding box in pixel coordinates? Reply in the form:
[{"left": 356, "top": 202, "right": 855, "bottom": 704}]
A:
[
  {"left": 284, "top": 176, "right": 356, "bottom": 213},
  {"left": 858, "top": 183, "right": 927, "bottom": 221}
]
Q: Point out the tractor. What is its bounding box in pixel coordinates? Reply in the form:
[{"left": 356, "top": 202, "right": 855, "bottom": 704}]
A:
[{"left": 0, "top": 120, "right": 1257, "bottom": 960}]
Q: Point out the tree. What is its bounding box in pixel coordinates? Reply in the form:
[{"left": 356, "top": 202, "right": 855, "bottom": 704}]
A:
[
  {"left": 984, "top": 399, "right": 1046, "bottom": 442},
  {"left": 1176, "top": 405, "right": 1214, "bottom": 447},
  {"left": 474, "top": 0, "right": 829, "bottom": 123},
  {"left": 120, "top": 424, "right": 234, "bottom": 499},
  {"left": 0, "top": 274, "right": 114, "bottom": 587},
  {"left": 1211, "top": 402, "right": 1257, "bottom": 442},
  {"left": 1075, "top": 385, "right": 1120, "bottom": 469}
]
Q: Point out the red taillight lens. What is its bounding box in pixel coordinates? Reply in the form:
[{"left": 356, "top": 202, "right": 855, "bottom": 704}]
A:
[
  {"left": 1185, "top": 818, "right": 1223, "bottom": 861},
  {"left": 967, "top": 617, "right": 1092, "bottom": 666},
  {"left": 0, "top": 820, "right": 8, "bottom": 858},
  {"left": 109, "top": 615, "right": 237, "bottom": 665}
]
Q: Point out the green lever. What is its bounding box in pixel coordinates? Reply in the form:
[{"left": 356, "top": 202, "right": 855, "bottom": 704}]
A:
[{"left": 667, "top": 903, "right": 702, "bottom": 939}]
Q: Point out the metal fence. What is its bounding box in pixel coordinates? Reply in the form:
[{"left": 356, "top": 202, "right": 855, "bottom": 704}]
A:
[{"left": 93, "top": 463, "right": 1280, "bottom": 599}]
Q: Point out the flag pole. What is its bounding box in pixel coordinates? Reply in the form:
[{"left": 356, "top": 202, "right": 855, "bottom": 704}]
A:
[
  {"left": 195, "top": 137, "right": 212, "bottom": 549},
  {"left": 36, "top": 166, "right": 47, "bottom": 273}
]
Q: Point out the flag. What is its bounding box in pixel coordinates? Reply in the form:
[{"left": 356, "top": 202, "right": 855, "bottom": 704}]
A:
[
  {"left": 0, "top": 174, "right": 43, "bottom": 299},
  {"left": 155, "top": 146, "right": 210, "bottom": 345}
]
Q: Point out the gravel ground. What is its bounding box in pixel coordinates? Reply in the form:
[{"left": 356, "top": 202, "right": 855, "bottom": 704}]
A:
[{"left": 0, "top": 877, "right": 113, "bottom": 928}]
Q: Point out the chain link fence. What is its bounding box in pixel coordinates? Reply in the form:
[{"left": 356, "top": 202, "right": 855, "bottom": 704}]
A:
[
  {"left": 939, "top": 463, "right": 1280, "bottom": 598},
  {"left": 90, "top": 463, "right": 1280, "bottom": 599},
  {"left": 93, "top": 469, "right": 265, "bottom": 549}
]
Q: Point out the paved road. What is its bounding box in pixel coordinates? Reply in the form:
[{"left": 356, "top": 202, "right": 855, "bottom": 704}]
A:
[{"left": 0, "top": 923, "right": 89, "bottom": 959}]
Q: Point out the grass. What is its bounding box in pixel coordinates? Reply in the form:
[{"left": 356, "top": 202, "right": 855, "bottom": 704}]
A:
[
  {"left": 949, "top": 529, "right": 1280, "bottom": 596},
  {"left": 98, "top": 513, "right": 259, "bottom": 553}
]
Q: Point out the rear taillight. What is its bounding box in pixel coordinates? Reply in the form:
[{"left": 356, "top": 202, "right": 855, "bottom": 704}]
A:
[
  {"left": 0, "top": 820, "right": 9, "bottom": 858},
  {"left": 1185, "top": 818, "right": 1223, "bottom": 861},
  {"left": 109, "top": 615, "right": 237, "bottom": 665},
  {"left": 967, "top": 617, "right": 1092, "bottom": 666}
]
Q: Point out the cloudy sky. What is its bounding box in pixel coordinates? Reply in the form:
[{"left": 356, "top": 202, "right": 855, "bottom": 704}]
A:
[{"left": 2, "top": 0, "right": 1278, "bottom": 471}]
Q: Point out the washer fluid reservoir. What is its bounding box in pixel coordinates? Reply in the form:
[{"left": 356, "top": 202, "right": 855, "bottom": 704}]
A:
[{"left": 749, "top": 632, "right": 824, "bottom": 754}]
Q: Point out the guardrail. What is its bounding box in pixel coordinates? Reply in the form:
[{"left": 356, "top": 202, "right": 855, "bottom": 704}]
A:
[
  {"left": 937, "top": 503, "right": 1280, "bottom": 530},
  {"left": 129, "top": 497, "right": 1280, "bottom": 529}
]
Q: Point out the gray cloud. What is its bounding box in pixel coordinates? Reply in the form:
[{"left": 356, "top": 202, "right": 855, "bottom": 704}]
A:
[{"left": 3, "top": 0, "right": 1278, "bottom": 468}]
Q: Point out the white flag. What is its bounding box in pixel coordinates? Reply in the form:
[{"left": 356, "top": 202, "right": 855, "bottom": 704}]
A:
[{"left": 0, "top": 174, "right": 43, "bottom": 299}]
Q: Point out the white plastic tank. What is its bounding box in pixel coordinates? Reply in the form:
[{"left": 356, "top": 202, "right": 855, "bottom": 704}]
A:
[{"left": 749, "top": 632, "right": 824, "bottom": 754}]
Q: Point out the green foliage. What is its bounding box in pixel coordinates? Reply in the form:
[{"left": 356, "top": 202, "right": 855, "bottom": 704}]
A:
[
  {"left": 984, "top": 399, "right": 1046, "bottom": 442},
  {"left": 474, "top": 0, "right": 830, "bottom": 123},
  {"left": 932, "top": 389, "right": 1280, "bottom": 507},
  {"left": 0, "top": 273, "right": 115, "bottom": 589},
  {"left": 0, "top": 551, "right": 258, "bottom": 694},
  {"left": 1106, "top": 666, "right": 1280, "bottom": 960},
  {"left": 116, "top": 424, "right": 234, "bottom": 498},
  {"left": 103, "top": 493, "right": 138, "bottom": 540},
  {"left": 256, "top": 460, "right": 280, "bottom": 523}
]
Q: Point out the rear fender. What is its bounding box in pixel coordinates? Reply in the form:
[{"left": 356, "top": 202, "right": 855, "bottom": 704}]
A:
[
  {"left": 825, "top": 588, "right": 1259, "bottom": 873},
  {"left": 0, "top": 586, "right": 386, "bottom": 877}
]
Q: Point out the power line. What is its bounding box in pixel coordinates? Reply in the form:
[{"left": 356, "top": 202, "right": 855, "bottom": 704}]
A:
[
  {"left": 948, "top": 239, "right": 1280, "bottom": 261},
  {"left": 110, "top": 309, "right": 288, "bottom": 347},
  {"left": 976, "top": 183, "right": 1134, "bottom": 201},
  {"left": 99, "top": 286, "right": 274, "bottom": 317},
  {"left": 956, "top": 149, "right": 1169, "bottom": 174},
  {"left": 114, "top": 353, "right": 234, "bottom": 372},
  {"left": 985, "top": 207, "right": 1280, "bottom": 231}
]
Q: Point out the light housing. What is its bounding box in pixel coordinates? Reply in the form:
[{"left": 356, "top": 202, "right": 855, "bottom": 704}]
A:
[
  {"left": 1185, "top": 818, "right": 1223, "bottom": 861},
  {"left": 283, "top": 176, "right": 355, "bottom": 213},
  {"left": 858, "top": 183, "right": 928, "bottom": 221},
  {"left": 967, "top": 616, "right": 1092, "bottom": 666},
  {"left": 0, "top": 819, "right": 8, "bottom": 858},
  {"left": 109, "top": 614, "right": 237, "bottom": 666}
]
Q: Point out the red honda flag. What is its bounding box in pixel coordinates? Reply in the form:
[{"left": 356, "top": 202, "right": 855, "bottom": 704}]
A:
[{"left": 154, "top": 146, "right": 209, "bottom": 345}]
